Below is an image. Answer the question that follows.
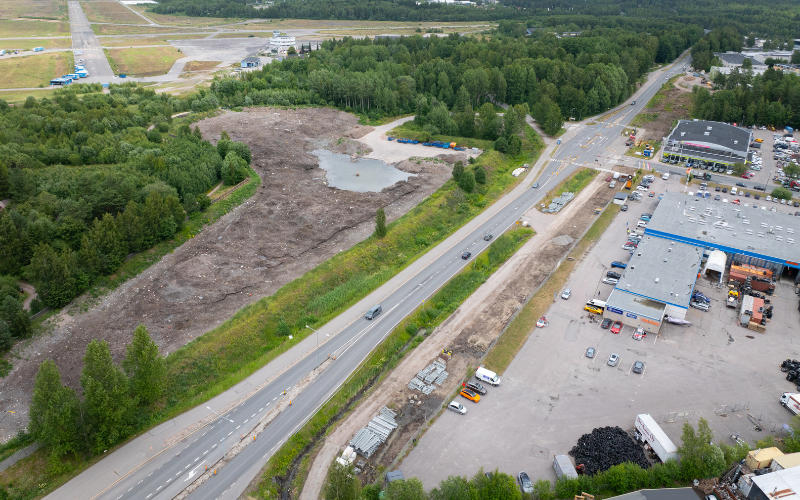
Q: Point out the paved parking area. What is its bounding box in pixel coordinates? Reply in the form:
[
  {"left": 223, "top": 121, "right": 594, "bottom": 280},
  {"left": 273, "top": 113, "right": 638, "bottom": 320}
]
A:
[{"left": 401, "top": 174, "right": 800, "bottom": 489}]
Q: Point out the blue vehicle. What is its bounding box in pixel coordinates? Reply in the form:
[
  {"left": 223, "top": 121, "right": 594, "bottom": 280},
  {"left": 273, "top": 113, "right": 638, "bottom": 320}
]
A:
[
  {"left": 692, "top": 292, "right": 710, "bottom": 303},
  {"left": 610, "top": 261, "right": 627, "bottom": 269}
]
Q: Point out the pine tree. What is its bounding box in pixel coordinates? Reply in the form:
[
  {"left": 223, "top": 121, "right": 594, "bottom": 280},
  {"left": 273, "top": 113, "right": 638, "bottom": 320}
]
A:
[
  {"left": 89, "top": 214, "right": 126, "bottom": 275},
  {"left": 81, "top": 340, "right": 134, "bottom": 454},
  {"left": 375, "top": 207, "right": 387, "bottom": 238},
  {"left": 23, "top": 243, "right": 77, "bottom": 309},
  {"left": 123, "top": 325, "right": 166, "bottom": 407},
  {"left": 30, "top": 360, "right": 80, "bottom": 456},
  {"left": 1, "top": 296, "right": 30, "bottom": 338}
]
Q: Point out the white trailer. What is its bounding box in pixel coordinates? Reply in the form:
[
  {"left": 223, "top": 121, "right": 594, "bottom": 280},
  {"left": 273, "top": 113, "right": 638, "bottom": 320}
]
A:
[
  {"left": 634, "top": 414, "right": 678, "bottom": 463},
  {"left": 780, "top": 393, "right": 800, "bottom": 416},
  {"left": 553, "top": 454, "right": 578, "bottom": 479}
]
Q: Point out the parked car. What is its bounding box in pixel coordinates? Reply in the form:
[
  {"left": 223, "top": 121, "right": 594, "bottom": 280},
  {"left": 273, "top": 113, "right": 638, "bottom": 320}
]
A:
[
  {"left": 607, "top": 353, "right": 620, "bottom": 366},
  {"left": 586, "top": 347, "right": 596, "bottom": 358},
  {"left": 714, "top": 195, "right": 721, "bottom": 201},
  {"left": 736, "top": 182, "right": 746, "bottom": 187},
  {"left": 465, "top": 381, "right": 487, "bottom": 395},
  {"left": 518, "top": 472, "right": 533, "bottom": 494},
  {"left": 722, "top": 187, "right": 728, "bottom": 193},
  {"left": 447, "top": 401, "right": 467, "bottom": 414},
  {"left": 460, "top": 388, "right": 480, "bottom": 402},
  {"left": 715, "top": 186, "right": 721, "bottom": 191},
  {"left": 461, "top": 251, "right": 471, "bottom": 259},
  {"left": 620, "top": 204, "right": 628, "bottom": 211},
  {"left": 561, "top": 288, "right": 571, "bottom": 300},
  {"left": 622, "top": 243, "right": 637, "bottom": 250},
  {"left": 633, "top": 361, "right": 645, "bottom": 374},
  {"left": 690, "top": 301, "right": 709, "bottom": 311},
  {"left": 611, "top": 261, "right": 627, "bottom": 269},
  {"left": 607, "top": 271, "right": 621, "bottom": 279},
  {"left": 611, "top": 321, "right": 622, "bottom": 334},
  {"left": 585, "top": 304, "right": 603, "bottom": 314},
  {"left": 602, "top": 277, "right": 619, "bottom": 285},
  {"left": 632, "top": 327, "right": 646, "bottom": 341},
  {"left": 601, "top": 318, "right": 613, "bottom": 329},
  {"left": 692, "top": 292, "right": 710, "bottom": 303}
]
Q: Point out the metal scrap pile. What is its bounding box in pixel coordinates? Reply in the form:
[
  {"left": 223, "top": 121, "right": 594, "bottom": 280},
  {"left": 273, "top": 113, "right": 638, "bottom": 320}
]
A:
[
  {"left": 569, "top": 426, "right": 650, "bottom": 475},
  {"left": 349, "top": 407, "right": 397, "bottom": 458},
  {"left": 542, "top": 192, "right": 575, "bottom": 213},
  {"left": 408, "top": 359, "right": 448, "bottom": 395}
]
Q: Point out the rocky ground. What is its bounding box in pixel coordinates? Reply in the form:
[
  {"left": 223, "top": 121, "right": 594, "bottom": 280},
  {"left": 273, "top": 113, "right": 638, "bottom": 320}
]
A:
[{"left": 0, "top": 107, "right": 461, "bottom": 439}]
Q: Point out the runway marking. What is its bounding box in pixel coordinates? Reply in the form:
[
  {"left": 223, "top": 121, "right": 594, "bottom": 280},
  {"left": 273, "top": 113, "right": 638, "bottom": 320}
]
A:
[{"left": 212, "top": 444, "right": 217, "bottom": 449}]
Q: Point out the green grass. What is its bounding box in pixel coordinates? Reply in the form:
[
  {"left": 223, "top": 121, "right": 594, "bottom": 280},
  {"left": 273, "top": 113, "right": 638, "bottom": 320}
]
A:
[
  {"left": 254, "top": 227, "right": 534, "bottom": 499},
  {"left": 80, "top": 1, "right": 149, "bottom": 24},
  {"left": 0, "top": 19, "right": 69, "bottom": 37},
  {"left": 630, "top": 113, "right": 659, "bottom": 126},
  {"left": 0, "top": 88, "right": 55, "bottom": 103},
  {"left": 540, "top": 168, "right": 598, "bottom": 208},
  {"left": 155, "top": 126, "right": 543, "bottom": 424},
  {"left": 390, "top": 122, "right": 495, "bottom": 151},
  {"left": 104, "top": 47, "right": 183, "bottom": 77},
  {"left": 625, "top": 141, "right": 661, "bottom": 159},
  {"left": 484, "top": 204, "right": 618, "bottom": 374},
  {"left": 0, "top": 52, "right": 72, "bottom": 89}
]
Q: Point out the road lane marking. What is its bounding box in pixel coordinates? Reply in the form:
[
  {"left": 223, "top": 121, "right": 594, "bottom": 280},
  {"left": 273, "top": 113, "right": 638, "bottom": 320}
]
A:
[
  {"left": 167, "top": 478, "right": 172, "bottom": 483},
  {"left": 244, "top": 419, "right": 248, "bottom": 424},
  {"left": 259, "top": 408, "right": 263, "bottom": 411},
  {"left": 203, "top": 450, "right": 208, "bottom": 455},
  {"left": 146, "top": 495, "right": 152, "bottom": 499},
  {"left": 194, "top": 457, "right": 199, "bottom": 462},
  {"left": 212, "top": 444, "right": 217, "bottom": 449},
  {"left": 138, "top": 480, "right": 143, "bottom": 485},
  {"left": 157, "top": 486, "right": 162, "bottom": 491},
  {"left": 251, "top": 414, "right": 256, "bottom": 418}
]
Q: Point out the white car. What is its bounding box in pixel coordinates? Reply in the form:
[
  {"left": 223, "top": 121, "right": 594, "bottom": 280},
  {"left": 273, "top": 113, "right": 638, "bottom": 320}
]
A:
[
  {"left": 447, "top": 401, "right": 467, "bottom": 415},
  {"left": 602, "top": 277, "right": 619, "bottom": 285},
  {"left": 766, "top": 195, "right": 772, "bottom": 201},
  {"left": 561, "top": 288, "right": 571, "bottom": 300},
  {"left": 636, "top": 186, "right": 648, "bottom": 192}
]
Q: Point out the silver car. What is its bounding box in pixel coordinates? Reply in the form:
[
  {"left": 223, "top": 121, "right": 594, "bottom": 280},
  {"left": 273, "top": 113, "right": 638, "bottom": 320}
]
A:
[
  {"left": 447, "top": 401, "right": 467, "bottom": 415},
  {"left": 607, "top": 353, "right": 620, "bottom": 366},
  {"left": 561, "top": 288, "right": 571, "bottom": 300},
  {"left": 602, "top": 277, "right": 619, "bottom": 285},
  {"left": 690, "top": 301, "right": 709, "bottom": 312},
  {"left": 518, "top": 472, "right": 533, "bottom": 494},
  {"left": 586, "top": 347, "right": 596, "bottom": 358}
]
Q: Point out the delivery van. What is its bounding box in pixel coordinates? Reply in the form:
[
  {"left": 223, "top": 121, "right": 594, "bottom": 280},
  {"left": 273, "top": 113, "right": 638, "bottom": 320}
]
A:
[
  {"left": 476, "top": 367, "right": 500, "bottom": 387},
  {"left": 365, "top": 304, "right": 382, "bottom": 320},
  {"left": 586, "top": 299, "right": 606, "bottom": 310}
]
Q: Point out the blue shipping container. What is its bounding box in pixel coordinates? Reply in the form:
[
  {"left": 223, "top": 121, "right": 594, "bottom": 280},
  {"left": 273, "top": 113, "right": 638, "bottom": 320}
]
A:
[{"left": 33, "top": 47, "right": 44, "bottom": 52}]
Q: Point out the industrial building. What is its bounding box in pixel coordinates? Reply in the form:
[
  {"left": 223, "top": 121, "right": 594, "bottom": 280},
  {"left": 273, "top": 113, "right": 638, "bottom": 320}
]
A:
[
  {"left": 603, "top": 238, "right": 703, "bottom": 331},
  {"left": 269, "top": 34, "right": 296, "bottom": 51},
  {"left": 739, "top": 463, "right": 800, "bottom": 500},
  {"left": 662, "top": 120, "right": 752, "bottom": 167},
  {"left": 646, "top": 192, "right": 799, "bottom": 274},
  {"left": 240, "top": 56, "right": 261, "bottom": 68}
]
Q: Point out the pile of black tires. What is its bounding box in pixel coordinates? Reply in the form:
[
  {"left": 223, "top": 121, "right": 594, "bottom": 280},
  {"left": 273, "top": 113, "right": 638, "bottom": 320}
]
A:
[
  {"left": 781, "top": 359, "right": 800, "bottom": 391},
  {"left": 569, "top": 426, "right": 650, "bottom": 476}
]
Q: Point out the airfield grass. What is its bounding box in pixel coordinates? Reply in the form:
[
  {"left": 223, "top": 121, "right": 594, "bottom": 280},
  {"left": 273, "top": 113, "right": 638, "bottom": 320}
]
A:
[
  {"left": 81, "top": 1, "right": 149, "bottom": 24},
  {"left": 104, "top": 46, "right": 183, "bottom": 77},
  {"left": 0, "top": 19, "right": 69, "bottom": 37},
  {"left": 0, "top": 38, "right": 72, "bottom": 51},
  {"left": 0, "top": 88, "right": 55, "bottom": 103},
  {"left": 0, "top": 0, "right": 66, "bottom": 20},
  {"left": 100, "top": 34, "right": 202, "bottom": 48},
  {"left": 232, "top": 19, "right": 496, "bottom": 30},
  {"left": 0, "top": 52, "right": 71, "bottom": 89},
  {"left": 129, "top": 4, "right": 241, "bottom": 27},
  {"left": 182, "top": 60, "right": 222, "bottom": 72}
]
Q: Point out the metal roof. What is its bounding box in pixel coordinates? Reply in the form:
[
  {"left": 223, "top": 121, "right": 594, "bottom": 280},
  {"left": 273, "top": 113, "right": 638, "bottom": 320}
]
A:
[
  {"left": 751, "top": 464, "right": 800, "bottom": 498},
  {"left": 612, "top": 237, "right": 703, "bottom": 308},
  {"left": 606, "top": 289, "right": 666, "bottom": 320},
  {"left": 773, "top": 452, "right": 800, "bottom": 470},
  {"left": 714, "top": 52, "right": 767, "bottom": 67},
  {"left": 646, "top": 192, "right": 800, "bottom": 264},
  {"left": 606, "top": 488, "right": 701, "bottom": 500},
  {"left": 666, "top": 120, "right": 751, "bottom": 154},
  {"left": 241, "top": 56, "right": 261, "bottom": 63}
]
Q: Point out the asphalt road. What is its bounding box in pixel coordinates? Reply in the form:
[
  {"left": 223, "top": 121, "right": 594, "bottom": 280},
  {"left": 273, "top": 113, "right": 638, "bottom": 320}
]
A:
[
  {"left": 95, "top": 56, "right": 690, "bottom": 500},
  {"left": 68, "top": 1, "right": 115, "bottom": 83}
]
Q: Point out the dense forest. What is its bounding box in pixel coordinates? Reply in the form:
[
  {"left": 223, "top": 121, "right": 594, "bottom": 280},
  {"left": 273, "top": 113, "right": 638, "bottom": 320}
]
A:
[
  {"left": 150, "top": 0, "right": 800, "bottom": 41},
  {"left": 0, "top": 84, "right": 252, "bottom": 351},
  {"left": 209, "top": 27, "right": 698, "bottom": 136}
]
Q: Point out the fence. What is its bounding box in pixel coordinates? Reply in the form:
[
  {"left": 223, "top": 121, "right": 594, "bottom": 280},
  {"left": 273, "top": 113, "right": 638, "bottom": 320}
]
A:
[
  {"left": 714, "top": 402, "right": 750, "bottom": 416},
  {"left": 211, "top": 177, "right": 251, "bottom": 204},
  {"left": 659, "top": 410, "right": 696, "bottom": 423}
]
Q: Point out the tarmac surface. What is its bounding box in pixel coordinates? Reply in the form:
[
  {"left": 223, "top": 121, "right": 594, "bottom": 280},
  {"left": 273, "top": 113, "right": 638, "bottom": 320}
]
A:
[{"left": 67, "top": 1, "right": 116, "bottom": 83}]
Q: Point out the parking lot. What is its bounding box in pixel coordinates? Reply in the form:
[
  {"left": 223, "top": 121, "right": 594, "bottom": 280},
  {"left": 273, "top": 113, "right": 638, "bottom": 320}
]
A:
[{"left": 401, "top": 173, "right": 800, "bottom": 489}]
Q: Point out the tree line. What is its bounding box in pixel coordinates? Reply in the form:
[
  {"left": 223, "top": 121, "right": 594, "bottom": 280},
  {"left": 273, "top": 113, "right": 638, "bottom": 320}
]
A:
[
  {"left": 324, "top": 418, "right": 759, "bottom": 500},
  {"left": 0, "top": 84, "right": 253, "bottom": 319},
  {"left": 29, "top": 325, "right": 165, "bottom": 469}
]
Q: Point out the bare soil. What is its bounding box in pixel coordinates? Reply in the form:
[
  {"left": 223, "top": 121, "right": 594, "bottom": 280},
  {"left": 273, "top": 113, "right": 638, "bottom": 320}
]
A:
[
  {"left": 637, "top": 86, "right": 693, "bottom": 143},
  {"left": 0, "top": 108, "right": 456, "bottom": 440},
  {"left": 298, "top": 175, "right": 618, "bottom": 500}
]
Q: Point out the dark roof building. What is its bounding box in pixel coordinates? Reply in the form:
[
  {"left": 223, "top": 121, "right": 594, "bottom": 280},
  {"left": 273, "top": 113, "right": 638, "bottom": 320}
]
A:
[
  {"left": 240, "top": 56, "right": 261, "bottom": 68},
  {"left": 606, "top": 488, "right": 701, "bottom": 500},
  {"left": 714, "top": 52, "right": 766, "bottom": 68},
  {"left": 663, "top": 120, "right": 751, "bottom": 166}
]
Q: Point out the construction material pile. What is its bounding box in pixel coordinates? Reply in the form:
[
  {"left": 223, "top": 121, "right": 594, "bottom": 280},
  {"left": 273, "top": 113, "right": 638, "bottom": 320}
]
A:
[
  {"left": 569, "top": 426, "right": 650, "bottom": 475},
  {"left": 349, "top": 407, "right": 397, "bottom": 458},
  {"left": 781, "top": 359, "right": 800, "bottom": 390},
  {"left": 408, "top": 359, "right": 449, "bottom": 395},
  {"left": 542, "top": 192, "right": 575, "bottom": 213}
]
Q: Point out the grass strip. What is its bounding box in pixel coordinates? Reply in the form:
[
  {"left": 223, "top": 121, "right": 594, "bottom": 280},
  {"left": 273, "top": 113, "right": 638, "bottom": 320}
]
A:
[
  {"left": 155, "top": 125, "right": 543, "bottom": 423},
  {"left": 389, "top": 121, "right": 495, "bottom": 150},
  {"left": 254, "top": 227, "right": 534, "bottom": 499},
  {"left": 539, "top": 167, "right": 598, "bottom": 208},
  {"left": 484, "top": 205, "right": 618, "bottom": 374}
]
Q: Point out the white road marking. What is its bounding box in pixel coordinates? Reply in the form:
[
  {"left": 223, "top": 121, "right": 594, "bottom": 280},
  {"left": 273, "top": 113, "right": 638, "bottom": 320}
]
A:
[
  {"left": 138, "top": 480, "right": 143, "bottom": 485},
  {"left": 259, "top": 408, "right": 263, "bottom": 411},
  {"left": 272, "top": 397, "right": 276, "bottom": 401},
  {"left": 203, "top": 450, "right": 209, "bottom": 455},
  {"left": 167, "top": 478, "right": 172, "bottom": 484},
  {"left": 212, "top": 444, "right": 217, "bottom": 449},
  {"left": 236, "top": 425, "right": 240, "bottom": 430},
  {"left": 251, "top": 414, "right": 256, "bottom": 418},
  {"left": 146, "top": 495, "right": 152, "bottom": 499},
  {"left": 194, "top": 457, "right": 199, "bottom": 462},
  {"left": 157, "top": 486, "right": 162, "bottom": 491},
  {"left": 244, "top": 419, "right": 249, "bottom": 424},
  {"left": 228, "top": 431, "right": 232, "bottom": 436}
]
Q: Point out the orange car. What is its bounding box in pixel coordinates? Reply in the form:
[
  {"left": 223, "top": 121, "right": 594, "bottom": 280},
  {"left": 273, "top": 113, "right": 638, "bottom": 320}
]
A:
[{"left": 460, "top": 388, "right": 480, "bottom": 403}]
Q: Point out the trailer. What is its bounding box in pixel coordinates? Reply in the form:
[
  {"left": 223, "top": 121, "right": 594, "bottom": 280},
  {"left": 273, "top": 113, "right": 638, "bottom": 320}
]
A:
[
  {"left": 634, "top": 414, "right": 678, "bottom": 463},
  {"left": 33, "top": 47, "right": 44, "bottom": 52},
  {"left": 553, "top": 455, "right": 578, "bottom": 479}
]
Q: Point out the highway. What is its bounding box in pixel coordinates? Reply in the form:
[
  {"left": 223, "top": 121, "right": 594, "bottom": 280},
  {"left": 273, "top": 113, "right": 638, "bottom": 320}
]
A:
[
  {"left": 68, "top": 1, "right": 116, "bottom": 83},
  {"left": 93, "top": 56, "right": 690, "bottom": 500}
]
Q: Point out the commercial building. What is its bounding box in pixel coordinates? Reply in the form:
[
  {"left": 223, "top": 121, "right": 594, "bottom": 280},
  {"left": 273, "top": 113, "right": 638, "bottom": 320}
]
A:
[
  {"left": 606, "top": 488, "right": 699, "bottom": 500},
  {"left": 662, "top": 120, "right": 751, "bottom": 167},
  {"left": 240, "top": 56, "right": 261, "bottom": 68},
  {"left": 269, "top": 35, "right": 296, "bottom": 51},
  {"left": 744, "top": 464, "right": 800, "bottom": 500},
  {"left": 771, "top": 452, "right": 800, "bottom": 472},
  {"left": 603, "top": 238, "right": 703, "bottom": 330},
  {"left": 646, "top": 192, "right": 800, "bottom": 274}
]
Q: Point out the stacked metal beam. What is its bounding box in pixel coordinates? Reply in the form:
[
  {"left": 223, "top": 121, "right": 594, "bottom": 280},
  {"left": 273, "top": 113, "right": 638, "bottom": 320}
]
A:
[
  {"left": 349, "top": 407, "right": 398, "bottom": 458},
  {"left": 542, "top": 191, "right": 576, "bottom": 213},
  {"left": 408, "top": 360, "right": 449, "bottom": 394}
]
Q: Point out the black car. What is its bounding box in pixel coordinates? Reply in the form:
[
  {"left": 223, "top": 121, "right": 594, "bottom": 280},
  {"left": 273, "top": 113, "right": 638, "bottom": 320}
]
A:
[
  {"left": 461, "top": 251, "right": 471, "bottom": 260},
  {"left": 736, "top": 182, "right": 746, "bottom": 188},
  {"left": 755, "top": 194, "right": 761, "bottom": 200},
  {"left": 620, "top": 204, "right": 628, "bottom": 211},
  {"left": 715, "top": 186, "right": 721, "bottom": 192},
  {"left": 722, "top": 187, "right": 728, "bottom": 193},
  {"left": 745, "top": 192, "right": 751, "bottom": 198},
  {"left": 633, "top": 361, "right": 645, "bottom": 374},
  {"left": 601, "top": 318, "right": 613, "bottom": 329},
  {"left": 483, "top": 234, "right": 493, "bottom": 241},
  {"left": 465, "top": 381, "right": 487, "bottom": 395},
  {"left": 606, "top": 271, "right": 621, "bottom": 279}
]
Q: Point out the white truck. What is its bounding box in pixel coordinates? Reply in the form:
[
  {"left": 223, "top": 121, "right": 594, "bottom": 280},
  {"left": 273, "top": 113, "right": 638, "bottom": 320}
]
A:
[
  {"left": 476, "top": 367, "right": 500, "bottom": 387},
  {"left": 780, "top": 393, "right": 800, "bottom": 415},
  {"left": 634, "top": 414, "right": 678, "bottom": 463}
]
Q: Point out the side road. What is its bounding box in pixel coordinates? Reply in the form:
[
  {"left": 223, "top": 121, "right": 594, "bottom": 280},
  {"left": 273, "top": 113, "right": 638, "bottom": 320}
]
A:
[{"left": 46, "top": 119, "right": 570, "bottom": 500}]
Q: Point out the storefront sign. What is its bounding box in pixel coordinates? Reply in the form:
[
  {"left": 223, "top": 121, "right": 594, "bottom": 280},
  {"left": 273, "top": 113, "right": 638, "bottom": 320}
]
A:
[
  {"left": 626, "top": 312, "right": 638, "bottom": 319},
  {"left": 641, "top": 317, "right": 660, "bottom": 326},
  {"left": 607, "top": 307, "right": 623, "bottom": 315}
]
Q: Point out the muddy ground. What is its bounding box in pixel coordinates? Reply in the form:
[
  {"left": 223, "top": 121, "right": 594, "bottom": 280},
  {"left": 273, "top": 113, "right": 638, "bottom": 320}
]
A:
[
  {"left": 637, "top": 84, "right": 693, "bottom": 143},
  {"left": 0, "top": 107, "right": 464, "bottom": 439},
  {"left": 296, "top": 173, "right": 621, "bottom": 500}
]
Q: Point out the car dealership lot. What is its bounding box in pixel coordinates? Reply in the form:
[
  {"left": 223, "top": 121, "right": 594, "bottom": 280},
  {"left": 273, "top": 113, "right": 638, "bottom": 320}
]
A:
[{"left": 401, "top": 174, "right": 800, "bottom": 489}]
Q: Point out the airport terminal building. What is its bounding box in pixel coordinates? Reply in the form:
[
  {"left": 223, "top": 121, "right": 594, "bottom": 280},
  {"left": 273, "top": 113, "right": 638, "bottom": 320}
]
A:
[{"left": 662, "top": 120, "right": 752, "bottom": 167}]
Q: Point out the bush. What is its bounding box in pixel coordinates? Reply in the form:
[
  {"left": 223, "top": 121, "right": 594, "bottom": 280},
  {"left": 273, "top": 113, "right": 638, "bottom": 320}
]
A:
[
  {"left": 146, "top": 130, "right": 162, "bottom": 143},
  {"left": 452, "top": 161, "right": 464, "bottom": 181},
  {"left": 156, "top": 122, "right": 169, "bottom": 133},
  {"left": 474, "top": 166, "right": 486, "bottom": 184},
  {"left": 772, "top": 187, "right": 792, "bottom": 200},
  {"left": 458, "top": 170, "right": 475, "bottom": 193}
]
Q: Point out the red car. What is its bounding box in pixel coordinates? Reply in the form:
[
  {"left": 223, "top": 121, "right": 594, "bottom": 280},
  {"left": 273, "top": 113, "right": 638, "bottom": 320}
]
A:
[
  {"left": 606, "top": 176, "right": 612, "bottom": 182},
  {"left": 611, "top": 321, "right": 623, "bottom": 334}
]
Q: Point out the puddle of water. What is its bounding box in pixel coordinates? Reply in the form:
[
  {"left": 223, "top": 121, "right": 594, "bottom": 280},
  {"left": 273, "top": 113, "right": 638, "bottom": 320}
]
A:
[{"left": 313, "top": 149, "right": 415, "bottom": 193}]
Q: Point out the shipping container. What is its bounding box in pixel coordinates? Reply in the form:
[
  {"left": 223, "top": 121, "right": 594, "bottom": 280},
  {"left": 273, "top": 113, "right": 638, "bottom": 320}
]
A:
[
  {"left": 553, "top": 455, "right": 578, "bottom": 479},
  {"left": 634, "top": 414, "right": 678, "bottom": 463},
  {"left": 33, "top": 47, "right": 44, "bottom": 52},
  {"left": 746, "top": 447, "right": 783, "bottom": 469}
]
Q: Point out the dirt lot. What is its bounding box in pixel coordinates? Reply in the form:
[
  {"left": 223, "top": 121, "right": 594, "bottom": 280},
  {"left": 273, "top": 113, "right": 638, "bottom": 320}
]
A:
[
  {"left": 298, "top": 174, "right": 619, "bottom": 500},
  {"left": 0, "top": 108, "right": 458, "bottom": 439},
  {"left": 633, "top": 83, "right": 693, "bottom": 143}
]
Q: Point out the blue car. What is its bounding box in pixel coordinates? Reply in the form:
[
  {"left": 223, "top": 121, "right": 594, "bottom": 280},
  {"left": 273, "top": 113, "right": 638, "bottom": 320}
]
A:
[
  {"left": 692, "top": 293, "right": 710, "bottom": 303},
  {"left": 611, "top": 261, "right": 627, "bottom": 269}
]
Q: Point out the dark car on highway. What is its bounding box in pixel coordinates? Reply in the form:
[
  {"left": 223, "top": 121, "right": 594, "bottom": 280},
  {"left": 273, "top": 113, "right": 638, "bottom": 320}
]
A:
[
  {"left": 736, "top": 182, "right": 746, "bottom": 188},
  {"left": 461, "top": 251, "right": 471, "bottom": 259},
  {"left": 483, "top": 234, "right": 492, "bottom": 241}
]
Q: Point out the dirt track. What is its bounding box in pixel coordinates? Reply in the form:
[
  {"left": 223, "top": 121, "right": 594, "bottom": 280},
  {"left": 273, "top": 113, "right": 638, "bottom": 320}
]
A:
[
  {"left": 296, "top": 173, "right": 620, "bottom": 500},
  {"left": 0, "top": 108, "right": 462, "bottom": 439}
]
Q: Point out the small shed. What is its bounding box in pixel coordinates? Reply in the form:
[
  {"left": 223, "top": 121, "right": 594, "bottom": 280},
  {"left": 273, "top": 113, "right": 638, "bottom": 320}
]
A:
[
  {"left": 385, "top": 470, "right": 404, "bottom": 484},
  {"left": 240, "top": 56, "right": 261, "bottom": 68},
  {"left": 704, "top": 250, "right": 726, "bottom": 277},
  {"left": 0, "top": 199, "right": 9, "bottom": 210},
  {"left": 771, "top": 452, "right": 800, "bottom": 472},
  {"left": 746, "top": 447, "right": 783, "bottom": 470},
  {"left": 613, "top": 192, "right": 628, "bottom": 205}
]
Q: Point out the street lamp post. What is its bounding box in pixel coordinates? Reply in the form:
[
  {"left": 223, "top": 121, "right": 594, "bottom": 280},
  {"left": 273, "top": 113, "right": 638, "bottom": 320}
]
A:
[
  {"left": 207, "top": 406, "right": 233, "bottom": 459},
  {"left": 306, "top": 325, "right": 320, "bottom": 367}
]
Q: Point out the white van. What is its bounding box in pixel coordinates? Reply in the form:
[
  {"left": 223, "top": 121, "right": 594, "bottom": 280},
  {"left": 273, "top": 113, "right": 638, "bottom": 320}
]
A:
[
  {"left": 609, "top": 180, "right": 616, "bottom": 188},
  {"left": 586, "top": 299, "right": 606, "bottom": 309},
  {"left": 476, "top": 367, "right": 500, "bottom": 386},
  {"left": 730, "top": 188, "right": 737, "bottom": 196},
  {"left": 612, "top": 172, "right": 621, "bottom": 180}
]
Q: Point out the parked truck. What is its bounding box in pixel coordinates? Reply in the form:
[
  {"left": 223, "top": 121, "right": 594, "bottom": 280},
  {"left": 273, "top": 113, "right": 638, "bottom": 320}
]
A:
[
  {"left": 553, "top": 455, "right": 578, "bottom": 479},
  {"left": 634, "top": 414, "right": 678, "bottom": 463},
  {"left": 727, "top": 290, "right": 739, "bottom": 309},
  {"left": 475, "top": 367, "right": 500, "bottom": 387},
  {"left": 780, "top": 393, "right": 800, "bottom": 415}
]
